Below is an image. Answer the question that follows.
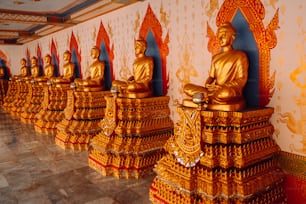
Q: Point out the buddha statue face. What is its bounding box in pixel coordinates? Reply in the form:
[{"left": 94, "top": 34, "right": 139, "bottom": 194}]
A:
[
  {"left": 134, "top": 39, "right": 147, "bottom": 56},
  {"left": 63, "top": 51, "right": 71, "bottom": 62},
  {"left": 31, "top": 57, "right": 38, "bottom": 66},
  {"left": 20, "top": 58, "right": 26, "bottom": 66},
  {"left": 91, "top": 47, "right": 100, "bottom": 59},
  {"left": 44, "top": 55, "right": 51, "bottom": 65},
  {"left": 217, "top": 23, "right": 236, "bottom": 48}
]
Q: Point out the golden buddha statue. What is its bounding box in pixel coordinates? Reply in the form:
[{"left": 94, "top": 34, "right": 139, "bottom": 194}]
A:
[
  {"left": 35, "top": 54, "right": 55, "bottom": 83},
  {"left": 43, "top": 54, "right": 55, "bottom": 79},
  {"left": 183, "top": 22, "right": 249, "bottom": 111},
  {"left": 30, "top": 56, "right": 40, "bottom": 78},
  {"left": 12, "top": 58, "right": 28, "bottom": 81},
  {"left": 74, "top": 46, "right": 105, "bottom": 91},
  {"left": 21, "top": 56, "right": 40, "bottom": 83},
  {"left": 112, "top": 38, "right": 154, "bottom": 98},
  {"left": 49, "top": 50, "right": 75, "bottom": 86}
]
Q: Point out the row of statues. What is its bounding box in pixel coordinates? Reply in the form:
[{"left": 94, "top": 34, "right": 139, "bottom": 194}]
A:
[
  {"left": 11, "top": 47, "right": 106, "bottom": 92},
  {"left": 7, "top": 22, "right": 249, "bottom": 111},
  {"left": 0, "top": 22, "right": 287, "bottom": 203}
]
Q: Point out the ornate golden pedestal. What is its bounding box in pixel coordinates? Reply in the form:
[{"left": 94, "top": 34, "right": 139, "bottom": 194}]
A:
[
  {"left": 34, "top": 85, "right": 70, "bottom": 135},
  {"left": 88, "top": 95, "right": 173, "bottom": 179},
  {"left": 55, "top": 90, "right": 110, "bottom": 150},
  {"left": 2, "top": 81, "right": 20, "bottom": 111},
  {"left": 150, "top": 105, "right": 287, "bottom": 204},
  {"left": 20, "top": 82, "right": 45, "bottom": 123},
  {"left": 9, "top": 81, "right": 30, "bottom": 116},
  {"left": 0, "top": 79, "right": 8, "bottom": 106}
]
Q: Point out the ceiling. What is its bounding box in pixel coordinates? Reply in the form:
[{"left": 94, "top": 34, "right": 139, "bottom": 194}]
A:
[{"left": 0, "top": 0, "right": 142, "bottom": 45}]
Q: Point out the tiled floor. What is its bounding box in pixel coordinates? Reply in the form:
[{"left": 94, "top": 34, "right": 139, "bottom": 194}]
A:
[{"left": 0, "top": 109, "right": 154, "bottom": 204}]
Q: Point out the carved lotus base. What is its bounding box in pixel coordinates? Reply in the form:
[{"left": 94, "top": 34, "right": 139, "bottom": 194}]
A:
[{"left": 88, "top": 95, "right": 174, "bottom": 179}]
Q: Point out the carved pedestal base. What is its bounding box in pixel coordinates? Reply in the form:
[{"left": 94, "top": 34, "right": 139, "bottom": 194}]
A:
[
  {"left": 2, "top": 81, "right": 18, "bottom": 111},
  {"left": 20, "top": 83, "right": 45, "bottom": 124},
  {"left": 9, "top": 82, "right": 30, "bottom": 116},
  {"left": 55, "top": 90, "right": 110, "bottom": 150},
  {"left": 34, "top": 85, "right": 69, "bottom": 135},
  {"left": 149, "top": 106, "right": 287, "bottom": 204},
  {"left": 0, "top": 79, "right": 8, "bottom": 106},
  {"left": 88, "top": 95, "right": 173, "bottom": 179}
]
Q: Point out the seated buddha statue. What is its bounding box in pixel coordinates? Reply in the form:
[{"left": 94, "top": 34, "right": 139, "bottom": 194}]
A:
[
  {"left": 183, "top": 22, "right": 249, "bottom": 111},
  {"left": 11, "top": 58, "right": 28, "bottom": 81},
  {"left": 30, "top": 56, "right": 40, "bottom": 77},
  {"left": 49, "top": 50, "right": 75, "bottom": 86},
  {"left": 22, "top": 56, "right": 40, "bottom": 83},
  {"left": 112, "top": 38, "right": 154, "bottom": 98},
  {"left": 74, "top": 46, "right": 105, "bottom": 91},
  {"left": 35, "top": 54, "right": 55, "bottom": 83}
]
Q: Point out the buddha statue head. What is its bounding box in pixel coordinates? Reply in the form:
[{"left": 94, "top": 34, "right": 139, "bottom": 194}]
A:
[{"left": 134, "top": 38, "right": 147, "bottom": 57}]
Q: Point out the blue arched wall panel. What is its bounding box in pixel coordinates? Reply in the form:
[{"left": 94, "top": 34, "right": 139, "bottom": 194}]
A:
[
  {"left": 145, "top": 30, "right": 163, "bottom": 96},
  {"left": 99, "top": 41, "right": 112, "bottom": 90},
  {"left": 232, "top": 9, "right": 259, "bottom": 107}
]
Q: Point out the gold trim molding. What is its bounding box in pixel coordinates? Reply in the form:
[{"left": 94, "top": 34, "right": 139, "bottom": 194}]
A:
[{"left": 278, "top": 151, "right": 306, "bottom": 180}]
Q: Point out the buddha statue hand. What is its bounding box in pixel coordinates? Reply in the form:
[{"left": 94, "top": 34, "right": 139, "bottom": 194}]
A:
[
  {"left": 127, "top": 76, "right": 135, "bottom": 82},
  {"left": 111, "top": 85, "right": 119, "bottom": 96},
  {"left": 70, "top": 82, "right": 76, "bottom": 89},
  {"left": 47, "top": 79, "right": 52, "bottom": 86},
  {"left": 193, "top": 92, "right": 208, "bottom": 104}
]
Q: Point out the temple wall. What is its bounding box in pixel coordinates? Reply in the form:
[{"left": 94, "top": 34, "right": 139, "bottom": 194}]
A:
[{"left": 0, "top": 1, "right": 306, "bottom": 199}]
